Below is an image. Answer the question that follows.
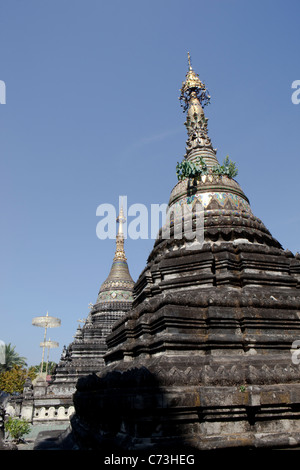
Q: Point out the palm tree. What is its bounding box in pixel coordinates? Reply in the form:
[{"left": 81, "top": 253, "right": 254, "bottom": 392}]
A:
[{"left": 0, "top": 344, "right": 27, "bottom": 372}]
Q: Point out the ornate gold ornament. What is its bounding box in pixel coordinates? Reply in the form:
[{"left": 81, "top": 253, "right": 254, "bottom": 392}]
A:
[{"left": 179, "top": 52, "right": 211, "bottom": 112}]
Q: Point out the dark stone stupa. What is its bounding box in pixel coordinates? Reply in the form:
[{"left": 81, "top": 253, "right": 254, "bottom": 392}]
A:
[{"left": 69, "top": 55, "right": 300, "bottom": 451}]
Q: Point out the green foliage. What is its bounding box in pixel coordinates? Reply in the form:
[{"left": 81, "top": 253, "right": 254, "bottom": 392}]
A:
[
  {"left": 0, "top": 366, "right": 36, "bottom": 394},
  {"left": 5, "top": 417, "right": 31, "bottom": 442},
  {"left": 31, "top": 361, "right": 56, "bottom": 375},
  {"left": 212, "top": 155, "right": 238, "bottom": 178},
  {"left": 176, "top": 156, "right": 208, "bottom": 181},
  {"left": 176, "top": 155, "right": 238, "bottom": 181},
  {"left": 0, "top": 343, "right": 27, "bottom": 373}
]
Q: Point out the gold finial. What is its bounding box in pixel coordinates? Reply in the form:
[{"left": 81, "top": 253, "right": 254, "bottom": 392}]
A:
[
  {"left": 179, "top": 54, "right": 211, "bottom": 112},
  {"left": 96, "top": 200, "right": 134, "bottom": 302},
  {"left": 114, "top": 206, "right": 127, "bottom": 261},
  {"left": 116, "top": 206, "right": 125, "bottom": 237},
  {"left": 187, "top": 51, "right": 192, "bottom": 70}
]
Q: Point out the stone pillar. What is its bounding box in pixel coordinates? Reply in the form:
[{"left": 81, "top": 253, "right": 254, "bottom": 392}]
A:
[
  {"left": 20, "top": 377, "right": 34, "bottom": 422},
  {"left": 33, "top": 376, "right": 48, "bottom": 397}
]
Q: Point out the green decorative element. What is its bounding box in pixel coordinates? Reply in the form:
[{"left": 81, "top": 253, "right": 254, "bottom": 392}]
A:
[
  {"left": 176, "top": 155, "right": 238, "bottom": 181},
  {"left": 239, "top": 385, "right": 246, "bottom": 393},
  {"left": 176, "top": 157, "right": 208, "bottom": 181},
  {"left": 212, "top": 155, "right": 238, "bottom": 179},
  {"left": 5, "top": 417, "right": 31, "bottom": 443}
]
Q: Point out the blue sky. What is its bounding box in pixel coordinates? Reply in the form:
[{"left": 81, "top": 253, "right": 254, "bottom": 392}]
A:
[{"left": 0, "top": 0, "right": 299, "bottom": 366}]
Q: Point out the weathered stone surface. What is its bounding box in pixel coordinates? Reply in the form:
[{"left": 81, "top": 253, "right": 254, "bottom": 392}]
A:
[
  {"left": 69, "top": 235, "right": 300, "bottom": 451},
  {"left": 67, "top": 59, "right": 300, "bottom": 451}
]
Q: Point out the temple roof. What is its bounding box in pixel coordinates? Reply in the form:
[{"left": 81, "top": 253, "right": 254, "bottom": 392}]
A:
[{"left": 95, "top": 207, "right": 134, "bottom": 307}]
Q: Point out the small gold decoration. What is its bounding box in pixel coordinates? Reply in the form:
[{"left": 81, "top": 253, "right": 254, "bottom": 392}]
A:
[{"left": 179, "top": 52, "right": 210, "bottom": 112}]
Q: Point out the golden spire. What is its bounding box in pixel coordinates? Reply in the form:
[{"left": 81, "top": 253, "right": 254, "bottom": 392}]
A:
[
  {"left": 179, "top": 52, "right": 210, "bottom": 112},
  {"left": 187, "top": 51, "right": 192, "bottom": 70},
  {"left": 179, "top": 53, "right": 218, "bottom": 167},
  {"left": 95, "top": 204, "right": 134, "bottom": 305},
  {"left": 113, "top": 206, "right": 127, "bottom": 261}
]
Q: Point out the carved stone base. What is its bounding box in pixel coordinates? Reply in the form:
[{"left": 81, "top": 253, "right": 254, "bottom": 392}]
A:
[{"left": 71, "top": 353, "right": 300, "bottom": 450}]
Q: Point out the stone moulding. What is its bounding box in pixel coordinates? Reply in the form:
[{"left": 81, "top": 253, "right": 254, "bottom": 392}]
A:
[
  {"left": 71, "top": 362, "right": 300, "bottom": 450},
  {"left": 133, "top": 243, "right": 298, "bottom": 306},
  {"left": 168, "top": 175, "right": 250, "bottom": 207},
  {"left": 33, "top": 404, "right": 75, "bottom": 423}
]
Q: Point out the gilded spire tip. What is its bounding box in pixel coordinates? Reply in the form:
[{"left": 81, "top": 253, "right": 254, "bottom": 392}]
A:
[
  {"left": 187, "top": 51, "right": 192, "bottom": 70},
  {"left": 179, "top": 54, "right": 211, "bottom": 112},
  {"left": 117, "top": 206, "right": 126, "bottom": 224},
  {"left": 114, "top": 204, "right": 126, "bottom": 260}
]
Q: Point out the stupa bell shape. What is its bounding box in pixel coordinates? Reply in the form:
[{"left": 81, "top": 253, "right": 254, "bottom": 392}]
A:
[
  {"left": 94, "top": 207, "right": 134, "bottom": 309},
  {"left": 70, "top": 56, "right": 300, "bottom": 452}
]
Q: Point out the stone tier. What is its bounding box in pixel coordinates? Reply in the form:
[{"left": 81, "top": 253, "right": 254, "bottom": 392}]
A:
[
  {"left": 168, "top": 175, "right": 249, "bottom": 206},
  {"left": 72, "top": 361, "right": 300, "bottom": 450},
  {"left": 106, "top": 243, "right": 300, "bottom": 360},
  {"left": 48, "top": 307, "right": 131, "bottom": 397},
  {"left": 70, "top": 239, "right": 300, "bottom": 451}
]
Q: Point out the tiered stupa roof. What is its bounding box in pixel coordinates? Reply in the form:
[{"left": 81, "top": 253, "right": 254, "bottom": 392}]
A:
[{"left": 93, "top": 207, "right": 134, "bottom": 310}]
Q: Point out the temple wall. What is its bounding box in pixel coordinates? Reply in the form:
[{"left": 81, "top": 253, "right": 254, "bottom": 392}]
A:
[{"left": 3, "top": 380, "right": 75, "bottom": 426}]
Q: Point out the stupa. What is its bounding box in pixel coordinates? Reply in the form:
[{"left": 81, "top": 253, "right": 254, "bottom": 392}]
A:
[
  {"left": 47, "top": 207, "right": 134, "bottom": 397},
  {"left": 69, "top": 55, "right": 300, "bottom": 451},
  {"left": 6, "top": 209, "right": 134, "bottom": 428}
]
